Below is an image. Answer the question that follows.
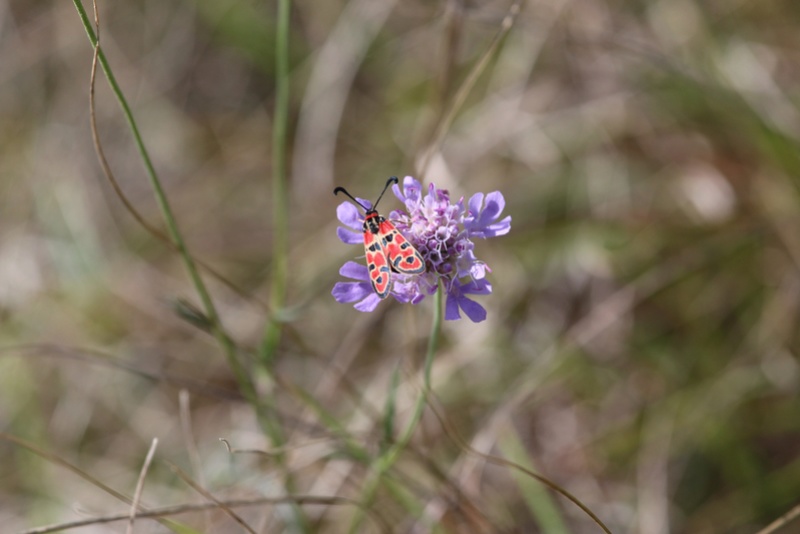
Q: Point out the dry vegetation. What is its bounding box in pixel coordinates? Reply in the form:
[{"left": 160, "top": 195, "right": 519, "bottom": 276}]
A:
[{"left": 2, "top": 0, "right": 800, "bottom": 533}]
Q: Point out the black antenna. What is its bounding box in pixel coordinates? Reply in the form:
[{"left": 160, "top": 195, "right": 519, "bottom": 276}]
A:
[
  {"left": 333, "top": 186, "right": 369, "bottom": 211},
  {"left": 372, "top": 176, "right": 398, "bottom": 209},
  {"left": 334, "top": 176, "right": 399, "bottom": 212}
]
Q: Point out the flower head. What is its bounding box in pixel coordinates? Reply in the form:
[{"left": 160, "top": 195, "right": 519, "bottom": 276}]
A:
[{"left": 332, "top": 176, "right": 510, "bottom": 322}]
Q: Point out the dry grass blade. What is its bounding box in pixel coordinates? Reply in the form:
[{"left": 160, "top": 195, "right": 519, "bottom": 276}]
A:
[
  {"left": 86, "top": 0, "right": 267, "bottom": 312},
  {"left": 219, "top": 436, "right": 334, "bottom": 458},
  {"left": 14, "top": 495, "right": 391, "bottom": 534},
  {"left": 127, "top": 438, "right": 159, "bottom": 534},
  {"left": 418, "top": 0, "right": 524, "bottom": 180},
  {"left": 425, "top": 394, "right": 613, "bottom": 533},
  {"left": 178, "top": 390, "right": 204, "bottom": 486},
  {"left": 0, "top": 343, "right": 241, "bottom": 401},
  {"left": 8, "top": 0, "right": 800, "bottom": 531},
  {"left": 167, "top": 461, "right": 257, "bottom": 534},
  {"left": 0, "top": 432, "right": 131, "bottom": 505},
  {"left": 755, "top": 503, "right": 800, "bottom": 534}
]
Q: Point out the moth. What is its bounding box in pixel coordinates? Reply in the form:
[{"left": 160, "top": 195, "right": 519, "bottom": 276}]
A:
[{"left": 334, "top": 177, "right": 426, "bottom": 298}]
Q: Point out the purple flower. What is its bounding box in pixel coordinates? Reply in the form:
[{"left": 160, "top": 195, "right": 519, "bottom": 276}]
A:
[
  {"left": 464, "top": 192, "right": 512, "bottom": 239},
  {"left": 331, "top": 261, "right": 382, "bottom": 312},
  {"left": 332, "top": 176, "right": 511, "bottom": 322},
  {"left": 445, "top": 279, "right": 492, "bottom": 322}
]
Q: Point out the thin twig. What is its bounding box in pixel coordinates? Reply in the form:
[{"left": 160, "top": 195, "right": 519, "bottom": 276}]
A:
[
  {"left": 168, "top": 461, "right": 257, "bottom": 534},
  {"left": 127, "top": 438, "right": 158, "bottom": 534},
  {"left": 219, "top": 436, "right": 334, "bottom": 458},
  {"left": 75, "top": 0, "right": 258, "bottom": 413},
  {"left": 425, "top": 394, "right": 614, "bottom": 534},
  {"left": 1, "top": 432, "right": 182, "bottom": 533},
  {"left": 178, "top": 390, "right": 204, "bottom": 485},
  {"left": 418, "top": 0, "right": 523, "bottom": 180},
  {"left": 0, "top": 432, "right": 130, "bottom": 505},
  {"left": 85, "top": 2, "right": 267, "bottom": 312},
  {"left": 178, "top": 390, "right": 212, "bottom": 528},
  {"left": 755, "top": 502, "right": 800, "bottom": 534},
  {"left": 15, "top": 495, "right": 391, "bottom": 534},
  {"left": 0, "top": 343, "right": 241, "bottom": 401}
]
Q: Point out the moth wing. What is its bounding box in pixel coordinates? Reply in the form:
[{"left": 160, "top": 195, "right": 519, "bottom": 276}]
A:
[
  {"left": 379, "top": 219, "right": 426, "bottom": 275},
  {"left": 364, "top": 230, "right": 392, "bottom": 298}
]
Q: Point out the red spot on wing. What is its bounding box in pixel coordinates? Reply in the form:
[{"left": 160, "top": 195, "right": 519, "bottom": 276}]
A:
[
  {"left": 379, "top": 220, "right": 426, "bottom": 274},
  {"left": 364, "top": 231, "right": 391, "bottom": 298}
]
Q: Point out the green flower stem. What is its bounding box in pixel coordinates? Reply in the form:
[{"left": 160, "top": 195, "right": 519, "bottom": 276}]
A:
[
  {"left": 74, "top": 1, "right": 307, "bottom": 530},
  {"left": 348, "top": 285, "right": 443, "bottom": 533},
  {"left": 279, "top": 377, "right": 371, "bottom": 463},
  {"left": 72, "top": 0, "right": 255, "bottom": 406},
  {"left": 256, "top": 1, "right": 308, "bottom": 525},
  {"left": 260, "top": 0, "right": 291, "bottom": 366}
]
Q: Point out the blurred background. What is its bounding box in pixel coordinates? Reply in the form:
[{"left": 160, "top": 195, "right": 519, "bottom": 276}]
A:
[{"left": 2, "top": 0, "right": 800, "bottom": 532}]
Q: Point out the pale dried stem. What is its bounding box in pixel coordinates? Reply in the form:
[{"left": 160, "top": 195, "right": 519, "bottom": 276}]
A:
[{"left": 126, "top": 438, "right": 158, "bottom": 534}]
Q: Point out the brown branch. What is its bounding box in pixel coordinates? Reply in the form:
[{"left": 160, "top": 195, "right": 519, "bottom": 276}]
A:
[
  {"left": 15, "top": 495, "right": 391, "bottom": 534},
  {"left": 2, "top": 424, "right": 386, "bottom": 534}
]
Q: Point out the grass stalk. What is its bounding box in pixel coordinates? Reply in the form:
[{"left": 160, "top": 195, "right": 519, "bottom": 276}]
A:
[
  {"left": 74, "top": 4, "right": 304, "bottom": 529},
  {"left": 72, "top": 0, "right": 254, "bottom": 406},
  {"left": 418, "top": 0, "right": 522, "bottom": 180},
  {"left": 260, "top": 0, "right": 292, "bottom": 366},
  {"left": 348, "top": 285, "right": 443, "bottom": 533}
]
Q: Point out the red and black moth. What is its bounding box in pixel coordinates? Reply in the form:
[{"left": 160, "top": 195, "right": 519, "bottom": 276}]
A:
[{"left": 334, "top": 177, "right": 426, "bottom": 298}]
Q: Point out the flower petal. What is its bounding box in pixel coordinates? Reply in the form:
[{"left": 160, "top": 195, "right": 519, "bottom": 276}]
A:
[
  {"left": 404, "top": 176, "right": 422, "bottom": 198},
  {"left": 477, "top": 191, "right": 505, "bottom": 227},
  {"left": 468, "top": 192, "right": 484, "bottom": 219},
  {"left": 337, "top": 227, "right": 364, "bottom": 244},
  {"left": 337, "top": 202, "right": 363, "bottom": 229},
  {"left": 445, "top": 292, "right": 461, "bottom": 320},
  {"left": 339, "top": 261, "right": 369, "bottom": 281},
  {"left": 461, "top": 278, "right": 492, "bottom": 295},
  {"left": 464, "top": 191, "right": 511, "bottom": 238},
  {"left": 395, "top": 176, "right": 423, "bottom": 210},
  {"left": 392, "top": 278, "right": 421, "bottom": 304},
  {"left": 482, "top": 215, "right": 512, "bottom": 238},
  {"left": 392, "top": 183, "right": 405, "bottom": 202},
  {"left": 354, "top": 293, "right": 381, "bottom": 312},
  {"left": 469, "top": 262, "right": 488, "bottom": 280},
  {"left": 458, "top": 295, "right": 487, "bottom": 322},
  {"left": 332, "top": 281, "right": 372, "bottom": 303}
]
